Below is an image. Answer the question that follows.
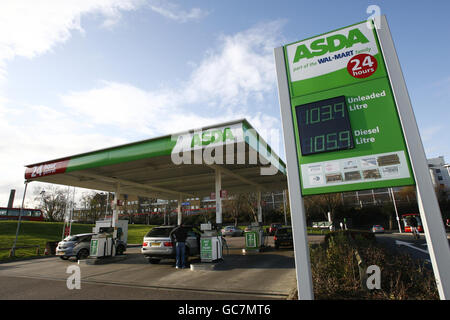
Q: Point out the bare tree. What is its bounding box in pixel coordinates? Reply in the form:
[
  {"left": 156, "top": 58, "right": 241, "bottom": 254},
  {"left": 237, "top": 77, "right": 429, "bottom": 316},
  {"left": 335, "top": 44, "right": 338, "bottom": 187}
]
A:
[
  {"left": 304, "top": 192, "right": 342, "bottom": 222},
  {"left": 221, "top": 192, "right": 262, "bottom": 225},
  {"left": 79, "top": 191, "right": 107, "bottom": 222},
  {"left": 33, "top": 185, "right": 72, "bottom": 222},
  {"left": 223, "top": 193, "right": 248, "bottom": 226}
]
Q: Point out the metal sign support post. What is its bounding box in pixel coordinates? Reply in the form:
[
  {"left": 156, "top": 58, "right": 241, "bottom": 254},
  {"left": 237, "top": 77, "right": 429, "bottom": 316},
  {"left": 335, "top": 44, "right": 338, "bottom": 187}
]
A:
[
  {"left": 390, "top": 188, "right": 402, "bottom": 233},
  {"left": 378, "top": 16, "right": 450, "bottom": 299},
  {"left": 274, "top": 46, "right": 314, "bottom": 300}
]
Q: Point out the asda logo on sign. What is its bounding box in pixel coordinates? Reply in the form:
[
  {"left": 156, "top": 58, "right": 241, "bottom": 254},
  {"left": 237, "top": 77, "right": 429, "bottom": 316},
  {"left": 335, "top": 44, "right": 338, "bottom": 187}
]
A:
[
  {"left": 293, "top": 28, "right": 369, "bottom": 63},
  {"left": 285, "top": 22, "right": 378, "bottom": 83}
]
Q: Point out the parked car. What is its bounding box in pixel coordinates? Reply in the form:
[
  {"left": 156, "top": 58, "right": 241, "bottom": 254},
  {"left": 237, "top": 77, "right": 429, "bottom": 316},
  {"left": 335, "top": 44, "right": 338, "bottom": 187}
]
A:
[
  {"left": 141, "top": 225, "right": 201, "bottom": 264},
  {"left": 221, "top": 226, "right": 244, "bottom": 237},
  {"left": 274, "top": 227, "right": 293, "bottom": 249},
  {"left": 56, "top": 233, "right": 127, "bottom": 261},
  {"left": 371, "top": 225, "right": 385, "bottom": 233},
  {"left": 269, "top": 223, "right": 283, "bottom": 235}
]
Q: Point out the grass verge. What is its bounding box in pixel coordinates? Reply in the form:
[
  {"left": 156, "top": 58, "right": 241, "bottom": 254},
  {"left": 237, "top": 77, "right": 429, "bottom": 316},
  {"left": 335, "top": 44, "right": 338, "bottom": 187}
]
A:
[{"left": 0, "top": 221, "right": 154, "bottom": 262}]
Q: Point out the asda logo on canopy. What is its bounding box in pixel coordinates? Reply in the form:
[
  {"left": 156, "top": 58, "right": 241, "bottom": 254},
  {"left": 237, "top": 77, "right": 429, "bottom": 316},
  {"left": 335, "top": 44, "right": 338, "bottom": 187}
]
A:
[
  {"left": 191, "top": 127, "right": 236, "bottom": 147},
  {"left": 293, "top": 28, "right": 369, "bottom": 63}
]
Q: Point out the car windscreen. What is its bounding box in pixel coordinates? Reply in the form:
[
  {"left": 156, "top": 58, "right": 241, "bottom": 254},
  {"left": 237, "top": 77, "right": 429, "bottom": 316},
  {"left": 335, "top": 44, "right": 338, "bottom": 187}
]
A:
[
  {"left": 145, "top": 227, "right": 174, "bottom": 237},
  {"left": 64, "top": 236, "right": 79, "bottom": 241}
]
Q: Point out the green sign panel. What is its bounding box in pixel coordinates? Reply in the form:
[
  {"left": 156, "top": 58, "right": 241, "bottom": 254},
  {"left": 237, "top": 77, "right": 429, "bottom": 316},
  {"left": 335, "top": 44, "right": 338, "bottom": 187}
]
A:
[
  {"left": 245, "top": 232, "right": 257, "bottom": 248},
  {"left": 90, "top": 239, "right": 98, "bottom": 256},
  {"left": 283, "top": 20, "right": 415, "bottom": 195},
  {"left": 200, "top": 238, "right": 212, "bottom": 260}
]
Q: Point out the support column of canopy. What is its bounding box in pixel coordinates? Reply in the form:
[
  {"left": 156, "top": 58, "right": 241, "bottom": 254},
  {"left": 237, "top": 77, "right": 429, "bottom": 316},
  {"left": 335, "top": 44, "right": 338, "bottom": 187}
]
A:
[
  {"left": 215, "top": 167, "right": 222, "bottom": 229},
  {"left": 112, "top": 182, "right": 120, "bottom": 256},
  {"left": 257, "top": 189, "right": 262, "bottom": 226},
  {"left": 178, "top": 194, "right": 183, "bottom": 226}
]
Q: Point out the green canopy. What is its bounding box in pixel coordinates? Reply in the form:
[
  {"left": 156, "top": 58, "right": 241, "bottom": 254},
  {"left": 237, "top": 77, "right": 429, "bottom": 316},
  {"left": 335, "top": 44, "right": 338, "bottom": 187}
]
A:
[{"left": 25, "top": 119, "right": 287, "bottom": 200}]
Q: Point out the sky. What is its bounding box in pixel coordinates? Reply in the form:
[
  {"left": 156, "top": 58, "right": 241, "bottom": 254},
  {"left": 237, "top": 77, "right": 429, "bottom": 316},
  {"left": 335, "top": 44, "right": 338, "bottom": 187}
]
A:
[{"left": 0, "top": 0, "right": 449, "bottom": 207}]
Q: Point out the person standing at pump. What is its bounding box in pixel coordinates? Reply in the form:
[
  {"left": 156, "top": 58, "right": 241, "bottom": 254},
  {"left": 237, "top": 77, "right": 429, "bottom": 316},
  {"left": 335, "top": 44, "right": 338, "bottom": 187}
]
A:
[
  {"left": 170, "top": 224, "right": 188, "bottom": 269},
  {"left": 407, "top": 216, "right": 419, "bottom": 239}
]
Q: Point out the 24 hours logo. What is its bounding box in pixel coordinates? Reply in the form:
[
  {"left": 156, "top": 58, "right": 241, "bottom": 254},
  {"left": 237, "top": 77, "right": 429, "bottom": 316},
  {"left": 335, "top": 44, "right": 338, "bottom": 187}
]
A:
[{"left": 347, "top": 53, "right": 378, "bottom": 78}]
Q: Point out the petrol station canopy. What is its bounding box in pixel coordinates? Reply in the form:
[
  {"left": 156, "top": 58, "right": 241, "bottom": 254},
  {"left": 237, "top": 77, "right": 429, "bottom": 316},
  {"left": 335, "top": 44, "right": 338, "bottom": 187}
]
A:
[{"left": 24, "top": 119, "right": 287, "bottom": 200}]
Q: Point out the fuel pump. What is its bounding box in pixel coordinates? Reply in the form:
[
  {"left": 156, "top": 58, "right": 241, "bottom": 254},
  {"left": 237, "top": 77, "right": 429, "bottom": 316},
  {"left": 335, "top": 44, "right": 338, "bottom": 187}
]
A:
[
  {"left": 244, "top": 222, "right": 266, "bottom": 252},
  {"left": 200, "top": 223, "right": 223, "bottom": 262},
  {"left": 90, "top": 227, "right": 114, "bottom": 258}
]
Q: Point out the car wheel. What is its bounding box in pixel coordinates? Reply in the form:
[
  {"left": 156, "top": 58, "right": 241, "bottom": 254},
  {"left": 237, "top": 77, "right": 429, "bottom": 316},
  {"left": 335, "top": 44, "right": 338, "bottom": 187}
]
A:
[
  {"left": 148, "top": 258, "right": 160, "bottom": 264},
  {"left": 76, "top": 249, "right": 89, "bottom": 261}
]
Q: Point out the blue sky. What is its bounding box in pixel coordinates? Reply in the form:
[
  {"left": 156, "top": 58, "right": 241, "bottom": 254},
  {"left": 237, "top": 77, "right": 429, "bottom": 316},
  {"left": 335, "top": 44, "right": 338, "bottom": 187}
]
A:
[{"left": 0, "top": 0, "right": 449, "bottom": 206}]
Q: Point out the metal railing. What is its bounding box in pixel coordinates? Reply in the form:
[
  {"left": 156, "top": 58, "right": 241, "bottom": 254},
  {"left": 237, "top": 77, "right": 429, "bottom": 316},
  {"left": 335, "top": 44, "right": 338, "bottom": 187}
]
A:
[{"left": 0, "top": 245, "right": 40, "bottom": 257}]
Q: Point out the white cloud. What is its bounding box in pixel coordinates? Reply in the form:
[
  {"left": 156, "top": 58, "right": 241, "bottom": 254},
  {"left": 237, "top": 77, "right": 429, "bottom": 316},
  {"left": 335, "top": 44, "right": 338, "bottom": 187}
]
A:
[
  {"left": 148, "top": 0, "right": 209, "bottom": 23},
  {"left": 0, "top": 0, "right": 146, "bottom": 204},
  {"left": 184, "top": 21, "right": 284, "bottom": 108},
  {"left": 0, "top": 13, "right": 286, "bottom": 205},
  {"left": 62, "top": 21, "right": 285, "bottom": 131},
  {"left": 0, "top": 99, "right": 128, "bottom": 206},
  {"left": 0, "top": 1, "right": 144, "bottom": 62}
]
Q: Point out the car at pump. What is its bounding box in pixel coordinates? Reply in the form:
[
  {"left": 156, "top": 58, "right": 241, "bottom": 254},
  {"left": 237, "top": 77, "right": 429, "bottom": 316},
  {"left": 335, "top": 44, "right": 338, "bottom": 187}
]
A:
[
  {"left": 371, "top": 225, "right": 385, "bottom": 233},
  {"left": 56, "top": 232, "right": 127, "bottom": 261},
  {"left": 269, "top": 223, "right": 283, "bottom": 235},
  {"left": 141, "top": 225, "right": 201, "bottom": 264},
  {"left": 274, "top": 227, "right": 293, "bottom": 250},
  {"left": 220, "top": 225, "right": 244, "bottom": 237},
  {"left": 56, "top": 233, "right": 94, "bottom": 260}
]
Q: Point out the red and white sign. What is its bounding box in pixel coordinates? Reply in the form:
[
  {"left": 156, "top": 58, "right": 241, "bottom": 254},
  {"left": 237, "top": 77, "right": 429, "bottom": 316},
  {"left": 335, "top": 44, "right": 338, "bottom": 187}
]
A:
[
  {"left": 25, "top": 159, "right": 70, "bottom": 179},
  {"left": 347, "top": 54, "right": 378, "bottom": 79}
]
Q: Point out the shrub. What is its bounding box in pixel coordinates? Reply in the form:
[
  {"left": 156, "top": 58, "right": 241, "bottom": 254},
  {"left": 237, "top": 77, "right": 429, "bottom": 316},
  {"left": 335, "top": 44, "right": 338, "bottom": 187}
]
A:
[{"left": 310, "top": 231, "right": 438, "bottom": 300}]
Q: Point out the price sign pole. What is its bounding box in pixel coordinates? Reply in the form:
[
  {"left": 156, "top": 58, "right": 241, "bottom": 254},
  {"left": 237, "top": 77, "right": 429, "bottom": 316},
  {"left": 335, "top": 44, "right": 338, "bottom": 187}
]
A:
[
  {"left": 376, "top": 15, "right": 450, "bottom": 299},
  {"left": 275, "top": 47, "right": 314, "bottom": 300}
]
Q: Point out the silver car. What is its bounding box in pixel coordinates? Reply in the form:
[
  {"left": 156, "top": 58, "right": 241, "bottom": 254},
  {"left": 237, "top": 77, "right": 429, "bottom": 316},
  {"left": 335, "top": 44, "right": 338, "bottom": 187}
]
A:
[
  {"left": 141, "top": 225, "right": 200, "bottom": 264},
  {"left": 221, "top": 226, "right": 244, "bottom": 237},
  {"left": 371, "top": 225, "right": 385, "bottom": 233},
  {"left": 56, "top": 233, "right": 95, "bottom": 260},
  {"left": 56, "top": 233, "right": 127, "bottom": 260}
]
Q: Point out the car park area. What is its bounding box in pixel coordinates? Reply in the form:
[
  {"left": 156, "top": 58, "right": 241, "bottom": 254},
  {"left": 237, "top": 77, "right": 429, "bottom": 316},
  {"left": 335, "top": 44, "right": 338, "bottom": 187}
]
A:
[{"left": 0, "top": 235, "right": 313, "bottom": 300}]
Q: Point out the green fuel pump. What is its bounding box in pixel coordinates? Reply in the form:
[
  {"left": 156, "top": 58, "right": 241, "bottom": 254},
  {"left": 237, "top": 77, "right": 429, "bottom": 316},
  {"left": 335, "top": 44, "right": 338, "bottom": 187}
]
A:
[
  {"left": 244, "top": 222, "right": 266, "bottom": 253},
  {"left": 200, "top": 223, "right": 223, "bottom": 262}
]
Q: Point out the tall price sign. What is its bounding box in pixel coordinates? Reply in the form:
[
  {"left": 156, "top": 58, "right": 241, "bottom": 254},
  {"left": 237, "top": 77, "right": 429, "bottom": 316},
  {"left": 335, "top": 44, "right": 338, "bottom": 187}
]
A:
[
  {"left": 275, "top": 16, "right": 450, "bottom": 300},
  {"left": 281, "top": 19, "right": 414, "bottom": 195}
]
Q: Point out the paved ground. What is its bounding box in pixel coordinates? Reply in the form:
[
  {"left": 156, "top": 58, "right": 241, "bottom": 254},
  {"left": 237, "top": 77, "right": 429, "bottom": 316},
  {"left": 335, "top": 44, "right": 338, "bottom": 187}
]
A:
[
  {"left": 0, "top": 235, "right": 324, "bottom": 300},
  {"left": 374, "top": 232, "right": 450, "bottom": 265}
]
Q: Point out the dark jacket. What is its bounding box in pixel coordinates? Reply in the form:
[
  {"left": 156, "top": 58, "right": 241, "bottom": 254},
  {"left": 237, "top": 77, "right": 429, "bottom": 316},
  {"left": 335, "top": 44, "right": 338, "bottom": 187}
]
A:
[
  {"left": 171, "top": 226, "right": 188, "bottom": 243},
  {"left": 407, "top": 217, "right": 418, "bottom": 228}
]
